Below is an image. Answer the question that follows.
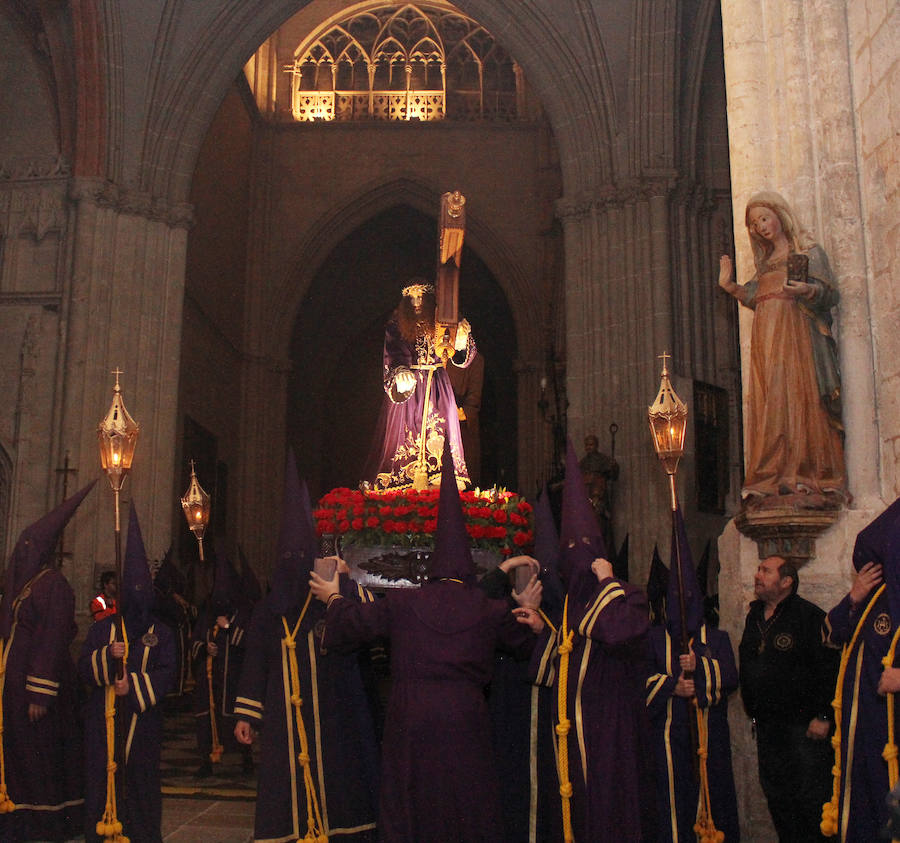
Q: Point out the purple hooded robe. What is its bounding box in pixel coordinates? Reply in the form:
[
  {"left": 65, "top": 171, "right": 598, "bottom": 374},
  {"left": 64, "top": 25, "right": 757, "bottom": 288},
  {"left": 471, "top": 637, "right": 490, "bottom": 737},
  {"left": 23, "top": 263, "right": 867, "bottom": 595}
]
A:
[
  {"left": 529, "top": 439, "right": 655, "bottom": 842},
  {"left": 234, "top": 451, "right": 379, "bottom": 841},
  {"left": 824, "top": 496, "right": 900, "bottom": 842},
  {"left": 79, "top": 503, "right": 176, "bottom": 843},
  {"left": 0, "top": 481, "right": 93, "bottom": 842},
  {"left": 323, "top": 440, "right": 536, "bottom": 842}
]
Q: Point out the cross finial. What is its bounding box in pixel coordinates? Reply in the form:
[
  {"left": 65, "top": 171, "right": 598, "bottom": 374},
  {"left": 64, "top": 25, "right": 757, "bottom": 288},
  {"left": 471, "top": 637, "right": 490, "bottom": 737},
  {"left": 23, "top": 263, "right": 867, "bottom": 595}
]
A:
[
  {"left": 657, "top": 350, "right": 671, "bottom": 376},
  {"left": 189, "top": 458, "right": 196, "bottom": 475},
  {"left": 111, "top": 367, "right": 124, "bottom": 391}
]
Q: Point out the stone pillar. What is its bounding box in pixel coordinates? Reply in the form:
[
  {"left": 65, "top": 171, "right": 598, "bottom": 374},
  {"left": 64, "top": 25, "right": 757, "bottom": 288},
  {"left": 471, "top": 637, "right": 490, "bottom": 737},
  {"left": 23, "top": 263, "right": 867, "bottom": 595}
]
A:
[
  {"left": 560, "top": 182, "right": 678, "bottom": 576},
  {"left": 720, "top": 1, "right": 883, "bottom": 837},
  {"left": 235, "top": 355, "right": 291, "bottom": 578},
  {"left": 61, "top": 180, "right": 191, "bottom": 613}
]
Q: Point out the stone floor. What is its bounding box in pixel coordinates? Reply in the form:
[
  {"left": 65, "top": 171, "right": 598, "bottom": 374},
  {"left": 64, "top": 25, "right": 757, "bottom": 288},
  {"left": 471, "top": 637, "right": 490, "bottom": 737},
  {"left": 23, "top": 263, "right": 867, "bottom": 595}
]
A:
[
  {"left": 159, "top": 696, "right": 258, "bottom": 841},
  {"left": 162, "top": 797, "right": 255, "bottom": 842}
]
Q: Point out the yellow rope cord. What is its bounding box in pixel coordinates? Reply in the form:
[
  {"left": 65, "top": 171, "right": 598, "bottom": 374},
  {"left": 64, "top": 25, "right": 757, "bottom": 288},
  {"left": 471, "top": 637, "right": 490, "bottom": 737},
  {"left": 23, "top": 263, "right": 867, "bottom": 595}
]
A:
[
  {"left": 693, "top": 701, "right": 724, "bottom": 843},
  {"left": 97, "top": 623, "right": 130, "bottom": 842},
  {"left": 881, "top": 624, "right": 900, "bottom": 788},
  {"left": 555, "top": 595, "right": 575, "bottom": 843},
  {"left": 537, "top": 608, "right": 557, "bottom": 636},
  {"left": 821, "top": 583, "right": 886, "bottom": 837},
  {"left": 0, "top": 568, "right": 54, "bottom": 814},
  {"left": 206, "top": 625, "right": 224, "bottom": 763},
  {"left": 282, "top": 592, "right": 328, "bottom": 843},
  {"left": 0, "top": 637, "right": 15, "bottom": 812}
]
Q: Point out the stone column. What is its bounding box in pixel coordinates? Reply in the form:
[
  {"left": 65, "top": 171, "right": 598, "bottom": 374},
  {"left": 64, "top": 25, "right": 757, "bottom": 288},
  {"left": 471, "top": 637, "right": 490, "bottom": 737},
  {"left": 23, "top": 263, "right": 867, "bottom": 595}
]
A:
[
  {"left": 560, "top": 182, "right": 677, "bottom": 575},
  {"left": 720, "top": 1, "right": 881, "bottom": 837},
  {"left": 235, "top": 355, "right": 292, "bottom": 577},
  {"left": 61, "top": 180, "right": 191, "bottom": 613}
]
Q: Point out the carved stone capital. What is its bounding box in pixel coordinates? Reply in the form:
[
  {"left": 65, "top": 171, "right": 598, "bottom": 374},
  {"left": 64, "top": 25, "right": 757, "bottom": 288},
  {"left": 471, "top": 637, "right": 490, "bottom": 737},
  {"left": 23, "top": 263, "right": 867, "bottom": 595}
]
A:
[
  {"left": 556, "top": 176, "right": 680, "bottom": 222},
  {"left": 734, "top": 504, "right": 841, "bottom": 563},
  {"left": 0, "top": 154, "right": 71, "bottom": 182},
  {"left": 554, "top": 194, "right": 592, "bottom": 224},
  {"left": 69, "top": 178, "right": 195, "bottom": 230}
]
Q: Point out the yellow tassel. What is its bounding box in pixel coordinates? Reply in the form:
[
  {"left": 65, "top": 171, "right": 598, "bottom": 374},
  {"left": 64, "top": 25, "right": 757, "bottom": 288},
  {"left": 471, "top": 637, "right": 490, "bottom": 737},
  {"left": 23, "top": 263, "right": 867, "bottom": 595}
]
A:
[
  {"left": 555, "top": 596, "right": 576, "bottom": 843},
  {"left": 881, "top": 625, "right": 900, "bottom": 789},
  {"left": 0, "top": 637, "right": 16, "bottom": 813},
  {"left": 282, "top": 594, "right": 329, "bottom": 841},
  {"left": 821, "top": 584, "right": 885, "bottom": 837}
]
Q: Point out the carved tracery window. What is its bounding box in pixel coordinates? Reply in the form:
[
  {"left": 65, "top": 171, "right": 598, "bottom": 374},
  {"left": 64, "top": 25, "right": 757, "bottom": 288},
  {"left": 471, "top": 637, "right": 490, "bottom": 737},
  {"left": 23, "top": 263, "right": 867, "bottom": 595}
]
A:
[{"left": 287, "top": 4, "right": 523, "bottom": 122}]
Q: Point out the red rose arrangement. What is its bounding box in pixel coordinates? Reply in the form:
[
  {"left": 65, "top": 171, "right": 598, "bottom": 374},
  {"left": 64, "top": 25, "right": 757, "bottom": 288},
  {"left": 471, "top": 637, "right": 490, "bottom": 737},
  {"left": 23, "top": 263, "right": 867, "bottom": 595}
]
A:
[{"left": 314, "top": 487, "right": 534, "bottom": 557}]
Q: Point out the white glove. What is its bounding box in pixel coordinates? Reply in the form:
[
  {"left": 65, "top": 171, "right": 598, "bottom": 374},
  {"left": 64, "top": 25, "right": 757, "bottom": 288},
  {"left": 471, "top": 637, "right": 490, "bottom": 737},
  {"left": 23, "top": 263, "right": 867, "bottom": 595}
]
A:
[
  {"left": 454, "top": 319, "right": 471, "bottom": 352},
  {"left": 394, "top": 370, "right": 416, "bottom": 393}
]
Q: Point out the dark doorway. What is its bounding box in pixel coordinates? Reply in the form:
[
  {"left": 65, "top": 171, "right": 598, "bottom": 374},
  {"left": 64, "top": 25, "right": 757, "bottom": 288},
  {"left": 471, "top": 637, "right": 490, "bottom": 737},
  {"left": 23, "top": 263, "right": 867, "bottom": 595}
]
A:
[{"left": 288, "top": 204, "right": 517, "bottom": 501}]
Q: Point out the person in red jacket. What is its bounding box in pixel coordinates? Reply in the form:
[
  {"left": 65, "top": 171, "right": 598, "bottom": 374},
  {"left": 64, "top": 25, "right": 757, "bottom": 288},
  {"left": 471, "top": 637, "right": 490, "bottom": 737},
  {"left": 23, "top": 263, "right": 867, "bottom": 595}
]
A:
[{"left": 89, "top": 571, "right": 117, "bottom": 622}]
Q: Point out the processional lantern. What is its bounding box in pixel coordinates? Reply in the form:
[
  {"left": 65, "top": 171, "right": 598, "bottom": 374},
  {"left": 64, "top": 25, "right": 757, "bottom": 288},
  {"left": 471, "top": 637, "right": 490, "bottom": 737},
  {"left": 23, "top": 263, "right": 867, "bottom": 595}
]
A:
[
  {"left": 181, "top": 460, "right": 211, "bottom": 560},
  {"left": 647, "top": 351, "right": 688, "bottom": 511},
  {"left": 98, "top": 368, "right": 140, "bottom": 534},
  {"left": 98, "top": 367, "right": 139, "bottom": 679}
]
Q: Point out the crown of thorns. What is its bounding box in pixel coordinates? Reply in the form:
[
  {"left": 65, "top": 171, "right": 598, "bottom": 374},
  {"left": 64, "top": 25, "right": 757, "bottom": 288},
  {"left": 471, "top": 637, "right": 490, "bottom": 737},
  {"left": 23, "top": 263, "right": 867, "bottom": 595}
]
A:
[{"left": 401, "top": 282, "right": 435, "bottom": 296}]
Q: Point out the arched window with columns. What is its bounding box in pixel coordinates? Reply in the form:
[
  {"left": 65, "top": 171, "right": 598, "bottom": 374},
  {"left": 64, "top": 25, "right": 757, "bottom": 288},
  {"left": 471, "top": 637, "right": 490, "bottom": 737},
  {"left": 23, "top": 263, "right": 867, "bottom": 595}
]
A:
[{"left": 287, "top": 3, "right": 524, "bottom": 122}]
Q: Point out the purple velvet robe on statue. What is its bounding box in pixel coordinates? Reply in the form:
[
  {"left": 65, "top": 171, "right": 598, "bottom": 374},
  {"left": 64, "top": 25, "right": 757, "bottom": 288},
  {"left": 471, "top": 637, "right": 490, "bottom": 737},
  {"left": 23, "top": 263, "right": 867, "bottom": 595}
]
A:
[
  {"left": 365, "top": 317, "right": 476, "bottom": 489},
  {"left": 531, "top": 576, "right": 656, "bottom": 842},
  {"left": 0, "top": 566, "right": 83, "bottom": 842},
  {"left": 323, "top": 580, "right": 534, "bottom": 843},
  {"left": 80, "top": 615, "right": 175, "bottom": 843}
]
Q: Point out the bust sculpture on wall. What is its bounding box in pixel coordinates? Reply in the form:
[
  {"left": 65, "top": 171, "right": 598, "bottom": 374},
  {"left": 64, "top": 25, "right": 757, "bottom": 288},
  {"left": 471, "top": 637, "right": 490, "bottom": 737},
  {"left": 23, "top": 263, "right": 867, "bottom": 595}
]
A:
[{"left": 718, "top": 192, "right": 846, "bottom": 557}]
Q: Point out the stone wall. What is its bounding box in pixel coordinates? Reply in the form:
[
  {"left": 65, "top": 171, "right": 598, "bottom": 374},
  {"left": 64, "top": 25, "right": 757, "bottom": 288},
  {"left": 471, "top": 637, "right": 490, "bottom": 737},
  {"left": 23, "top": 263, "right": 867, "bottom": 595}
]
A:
[{"left": 848, "top": 0, "right": 900, "bottom": 500}]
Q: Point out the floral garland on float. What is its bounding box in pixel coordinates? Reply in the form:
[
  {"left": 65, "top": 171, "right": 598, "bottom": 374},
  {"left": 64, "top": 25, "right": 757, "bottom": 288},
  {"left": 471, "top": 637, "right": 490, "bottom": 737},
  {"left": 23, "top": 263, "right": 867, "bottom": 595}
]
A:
[{"left": 315, "top": 486, "right": 534, "bottom": 558}]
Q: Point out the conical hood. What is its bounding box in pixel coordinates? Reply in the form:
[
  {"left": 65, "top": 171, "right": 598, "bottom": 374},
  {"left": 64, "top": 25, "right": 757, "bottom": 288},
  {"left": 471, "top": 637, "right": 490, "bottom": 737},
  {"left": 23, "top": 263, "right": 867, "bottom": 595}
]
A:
[
  {"left": 238, "top": 544, "right": 262, "bottom": 605},
  {"left": 121, "top": 502, "right": 154, "bottom": 633},
  {"left": 559, "top": 438, "right": 607, "bottom": 604},
  {"left": 646, "top": 544, "right": 669, "bottom": 626},
  {"left": 696, "top": 539, "right": 711, "bottom": 597},
  {"left": 210, "top": 537, "right": 242, "bottom": 612},
  {"left": 267, "top": 450, "right": 318, "bottom": 614},
  {"left": 852, "top": 497, "right": 900, "bottom": 621},
  {"left": 614, "top": 533, "right": 630, "bottom": 582},
  {"left": 1, "top": 479, "right": 96, "bottom": 639},
  {"left": 666, "top": 506, "right": 704, "bottom": 643},
  {"left": 533, "top": 485, "right": 564, "bottom": 616},
  {"left": 429, "top": 438, "right": 475, "bottom": 583},
  {"left": 154, "top": 546, "right": 185, "bottom": 597}
]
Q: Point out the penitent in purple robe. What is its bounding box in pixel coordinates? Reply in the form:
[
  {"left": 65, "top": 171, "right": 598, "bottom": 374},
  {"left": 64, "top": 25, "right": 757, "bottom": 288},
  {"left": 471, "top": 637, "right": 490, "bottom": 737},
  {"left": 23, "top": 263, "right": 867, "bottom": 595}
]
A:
[
  {"left": 0, "top": 567, "right": 83, "bottom": 842},
  {"left": 234, "top": 576, "right": 380, "bottom": 842},
  {"left": 825, "top": 587, "right": 898, "bottom": 842},
  {"left": 645, "top": 624, "right": 740, "bottom": 842},
  {"left": 323, "top": 580, "right": 535, "bottom": 843},
  {"left": 532, "top": 577, "right": 656, "bottom": 842},
  {"left": 365, "top": 316, "right": 476, "bottom": 490},
  {"left": 80, "top": 616, "right": 176, "bottom": 843}
]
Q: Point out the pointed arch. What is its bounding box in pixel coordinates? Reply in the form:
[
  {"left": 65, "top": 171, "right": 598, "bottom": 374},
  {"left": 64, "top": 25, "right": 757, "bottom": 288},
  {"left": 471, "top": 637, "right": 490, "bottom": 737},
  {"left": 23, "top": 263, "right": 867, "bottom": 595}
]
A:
[{"left": 265, "top": 175, "right": 535, "bottom": 366}]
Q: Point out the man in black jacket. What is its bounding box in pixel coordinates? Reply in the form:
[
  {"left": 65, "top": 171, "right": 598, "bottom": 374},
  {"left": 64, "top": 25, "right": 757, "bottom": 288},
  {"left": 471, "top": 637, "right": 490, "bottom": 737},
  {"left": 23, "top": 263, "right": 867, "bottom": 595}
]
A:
[{"left": 739, "top": 556, "right": 838, "bottom": 841}]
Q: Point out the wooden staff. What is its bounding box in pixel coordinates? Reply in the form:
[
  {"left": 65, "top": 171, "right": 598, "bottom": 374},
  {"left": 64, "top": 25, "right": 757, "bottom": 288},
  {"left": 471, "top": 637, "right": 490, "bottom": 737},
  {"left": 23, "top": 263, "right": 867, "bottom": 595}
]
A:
[{"left": 206, "top": 624, "right": 223, "bottom": 763}]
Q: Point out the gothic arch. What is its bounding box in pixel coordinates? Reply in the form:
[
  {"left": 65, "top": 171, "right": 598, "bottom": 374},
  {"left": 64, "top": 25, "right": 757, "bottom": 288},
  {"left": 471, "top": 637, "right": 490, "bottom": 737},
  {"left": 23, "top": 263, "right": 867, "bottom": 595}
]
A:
[
  {"left": 266, "top": 174, "right": 536, "bottom": 367},
  {"left": 128, "top": 0, "right": 619, "bottom": 203},
  {"left": 678, "top": 0, "right": 721, "bottom": 177}
]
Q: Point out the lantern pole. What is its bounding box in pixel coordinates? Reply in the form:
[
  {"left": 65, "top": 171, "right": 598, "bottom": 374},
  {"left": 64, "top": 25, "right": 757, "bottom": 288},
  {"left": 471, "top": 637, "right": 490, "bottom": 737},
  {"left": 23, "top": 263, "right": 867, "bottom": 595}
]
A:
[
  {"left": 97, "top": 368, "right": 140, "bottom": 675},
  {"left": 647, "top": 351, "right": 690, "bottom": 655},
  {"left": 647, "top": 351, "right": 698, "bottom": 777}
]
